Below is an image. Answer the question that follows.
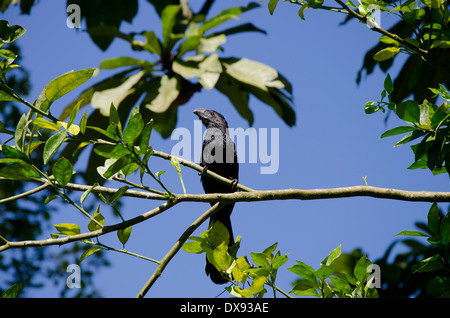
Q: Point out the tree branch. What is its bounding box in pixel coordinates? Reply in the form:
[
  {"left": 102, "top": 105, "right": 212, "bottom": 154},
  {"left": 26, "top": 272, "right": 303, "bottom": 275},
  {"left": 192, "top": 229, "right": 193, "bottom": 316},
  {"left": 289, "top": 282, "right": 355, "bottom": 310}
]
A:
[
  {"left": 0, "top": 199, "right": 178, "bottom": 252},
  {"left": 334, "top": 0, "right": 429, "bottom": 57},
  {"left": 136, "top": 202, "right": 227, "bottom": 298}
]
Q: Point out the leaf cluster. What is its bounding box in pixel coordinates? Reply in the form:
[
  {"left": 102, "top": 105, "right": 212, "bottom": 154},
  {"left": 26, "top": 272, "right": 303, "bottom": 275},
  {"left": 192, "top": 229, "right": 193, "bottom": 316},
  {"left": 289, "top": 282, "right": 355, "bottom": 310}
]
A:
[
  {"left": 288, "top": 245, "right": 379, "bottom": 298},
  {"left": 366, "top": 75, "right": 450, "bottom": 176},
  {"left": 183, "top": 221, "right": 289, "bottom": 298}
]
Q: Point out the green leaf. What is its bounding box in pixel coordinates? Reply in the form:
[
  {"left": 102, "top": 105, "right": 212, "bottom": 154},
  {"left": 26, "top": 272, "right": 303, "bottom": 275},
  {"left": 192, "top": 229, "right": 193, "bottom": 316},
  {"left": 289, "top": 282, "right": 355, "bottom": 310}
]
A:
[
  {"left": 396, "top": 100, "right": 420, "bottom": 125},
  {"left": 1, "top": 144, "right": 30, "bottom": 162},
  {"left": 268, "top": 0, "right": 279, "bottom": 15},
  {"left": 428, "top": 202, "right": 441, "bottom": 235},
  {"left": 288, "top": 261, "right": 317, "bottom": 283},
  {"left": 80, "top": 247, "right": 102, "bottom": 262},
  {"left": 290, "top": 279, "right": 319, "bottom": 296},
  {"left": 224, "top": 58, "right": 284, "bottom": 91},
  {"left": 91, "top": 71, "right": 145, "bottom": 117},
  {"left": 182, "top": 240, "right": 204, "bottom": 254},
  {"left": 80, "top": 183, "right": 99, "bottom": 206},
  {"left": 161, "top": 5, "right": 181, "bottom": 48},
  {"left": 123, "top": 111, "right": 144, "bottom": 146},
  {"left": 144, "top": 75, "right": 179, "bottom": 113},
  {"left": 14, "top": 113, "right": 29, "bottom": 150},
  {"left": 199, "top": 3, "right": 259, "bottom": 33},
  {"left": 143, "top": 31, "right": 161, "bottom": 55},
  {"left": 298, "top": 4, "right": 309, "bottom": 20},
  {"left": 384, "top": 73, "right": 394, "bottom": 94},
  {"left": 80, "top": 111, "right": 88, "bottom": 134},
  {"left": 315, "top": 265, "right": 334, "bottom": 280},
  {"left": 101, "top": 155, "right": 133, "bottom": 179},
  {"left": 323, "top": 244, "right": 341, "bottom": 266},
  {"left": 262, "top": 242, "right": 278, "bottom": 256},
  {"left": 88, "top": 210, "right": 105, "bottom": 231},
  {"left": 0, "top": 20, "right": 26, "bottom": 43},
  {"left": 0, "top": 282, "right": 24, "bottom": 298},
  {"left": 379, "top": 36, "right": 400, "bottom": 47},
  {"left": 441, "top": 211, "right": 450, "bottom": 246},
  {"left": 395, "top": 230, "right": 430, "bottom": 237},
  {"left": 272, "top": 254, "right": 288, "bottom": 270},
  {"left": 32, "top": 117, "right": 61, "bottom": 132},
  {"left": 330, "top": 276, "right": 352, "bottom": 294},
  {"left": 0, "top": 162, "right": 40, "bottom": 180},
  {"left": 99, "top": 56, "right": 153, "bottom": 69},
  {"left": 43, "top": 130, "right": 67, "bottom": 165},
  {"left": 251, "top": 252, "right": 271, "bottom": 270},
  {"left": 353, "top": 255, "right": 371, "bottom": 282},
  {"left": 53, "top": 157, "right": 73, "bottom": 187},
  {"left": 380, "top": 126, "right": 416, "bottom": 138},
  {"left": 117, "top": 226, "right": 132, "bottom": 247},
  {"left": 373, "top": 47, "right": 401, "bottom": 61},
  {"left": 250, "top": 276, "right": 267, "bottom": 295},
  {"left": 213, "top": 241, "right": 232, "bottom": 272},
  {"left": 54, "top": 223, "right": 80, "bottom": 236},
  {"left": 412, "top": 255, "right": 446, "bottom": 273},
  {"left": 35, "top": 69, "right": 95, "bottom": 112},
  {"left": 94, "top": 144, "right": 131, "bottom": 159}
]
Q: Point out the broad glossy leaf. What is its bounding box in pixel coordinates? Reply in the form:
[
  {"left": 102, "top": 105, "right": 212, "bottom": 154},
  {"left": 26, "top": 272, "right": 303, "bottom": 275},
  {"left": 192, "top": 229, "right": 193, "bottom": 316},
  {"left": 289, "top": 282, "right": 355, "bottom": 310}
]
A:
[
  {"left": 0, "top": 20, "right": 26, "bottom": 43},
  {"left": 88, "top": 210, "right": 105, "bottom": 231},
  {"left": 99, "top": 56, "right": 154, "bottom": 69},
  {"left": 353, "top": 255, "right": 371, "bottom": 282},
  {"left": 396, "top": 100, "right": 420, "bottom": 125},
  {"left": 0, "top": 282, "right": 24, "bottom": 298},
  {"left": 412, "top": 255, "right": 446, "bottom": 272},
  {"left": 288, "top": 261, "right": 317, "bottom": 283},
  {"left": 0, "top": 162, "right": 40, "bottom": 180},
  {"left": 213, "top": 241, "right": 232, "bottom": 271},
  {"left": 144, "top": 75, "right": 179, "bottom": 113},
  {"left": 35, "top": 69, "right": 95, "bottom": 112},
  {"left": 43, "top": 130, "right": 67, "bottom": 165},
  {"left": 123, "top": 111, "right": 144, "bottom": 146},
  {"left": 80, "top": 247, "right": 102, "bottom": 262},
  {"left": 224, "top": 58, "right": 284, "bottom": 91},
  {"left": 53, "top": 157, "right": 73, "bottom": 187},
  {"left": 441, "top": 211, "right": 450, "bottom": 246},
  {"left": 91, "top": 71, "right": 145, "bottom": 116},
  {"left": 161, "top": 5, "right": 181, "bottom": 47},
  {"left": 380, "top": 125, "right": 416, "bottom": 138},
  {"left": 182, "top": 240, "right": 204, "bottom": 254},
  {"left": 428, "top": 202, "right": 441, "bottom": 236},
  {"left": 373, "top": 47, "right": 401, "bottom": 61},
  {"left": 94, "top": 144, "right": 131, "bottom": 159},
  {"left": 54, "top": 223, "right": 80, "bottom": 236},
  {"left": 117, "top": 225, "right": 132, "bottom": 246}
]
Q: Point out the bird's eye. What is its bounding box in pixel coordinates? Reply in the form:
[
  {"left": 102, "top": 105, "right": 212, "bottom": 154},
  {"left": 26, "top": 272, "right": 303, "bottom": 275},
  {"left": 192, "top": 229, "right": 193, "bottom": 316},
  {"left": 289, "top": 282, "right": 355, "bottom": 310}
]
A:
[{"left": 210, "top": 135, "right": 215, "bottom": 140}]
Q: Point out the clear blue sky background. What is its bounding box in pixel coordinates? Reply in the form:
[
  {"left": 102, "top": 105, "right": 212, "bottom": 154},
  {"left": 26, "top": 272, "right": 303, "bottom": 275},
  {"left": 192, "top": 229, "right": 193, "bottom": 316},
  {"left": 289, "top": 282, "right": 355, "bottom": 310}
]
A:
[{"left": 2, "top": 0, "right": 449, "bottom": 298}]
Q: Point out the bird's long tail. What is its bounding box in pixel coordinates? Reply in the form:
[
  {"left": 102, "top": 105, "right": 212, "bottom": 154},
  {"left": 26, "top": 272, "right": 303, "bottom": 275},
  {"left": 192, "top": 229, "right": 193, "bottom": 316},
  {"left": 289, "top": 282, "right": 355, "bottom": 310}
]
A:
[{"left": 205, "top": 204, "right": 234, "bottom": 284}]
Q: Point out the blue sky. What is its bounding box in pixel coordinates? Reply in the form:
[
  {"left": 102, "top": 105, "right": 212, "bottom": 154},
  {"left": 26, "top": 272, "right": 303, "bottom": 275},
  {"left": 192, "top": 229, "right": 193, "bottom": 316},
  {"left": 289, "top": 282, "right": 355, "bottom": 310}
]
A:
[{"left": 2, "top": 0, "right": 449, "bottom": 297}]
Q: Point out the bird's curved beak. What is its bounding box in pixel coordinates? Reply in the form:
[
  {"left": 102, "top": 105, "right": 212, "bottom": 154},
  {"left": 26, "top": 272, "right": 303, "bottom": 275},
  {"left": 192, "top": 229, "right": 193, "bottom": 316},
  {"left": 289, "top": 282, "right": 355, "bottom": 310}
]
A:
[{"left": 193, "top": 108, "right": 207, "bottom": 120}]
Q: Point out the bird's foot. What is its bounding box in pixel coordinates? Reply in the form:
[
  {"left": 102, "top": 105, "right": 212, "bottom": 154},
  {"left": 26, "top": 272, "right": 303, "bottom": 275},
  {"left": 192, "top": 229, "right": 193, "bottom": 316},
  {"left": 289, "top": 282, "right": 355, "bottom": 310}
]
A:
[
  {"left": 230, "top": 179, "right": 238, "bottom": 191},
  {"left": 199, "top": 166, "right": 208, "bottom": 176}
]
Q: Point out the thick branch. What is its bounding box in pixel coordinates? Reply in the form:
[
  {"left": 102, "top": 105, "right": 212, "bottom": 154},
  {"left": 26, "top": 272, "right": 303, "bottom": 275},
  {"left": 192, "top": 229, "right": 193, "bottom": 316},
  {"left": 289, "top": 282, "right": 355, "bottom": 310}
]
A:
[{"left": 173, "top": 186, "right": 450, "bottom": 203}]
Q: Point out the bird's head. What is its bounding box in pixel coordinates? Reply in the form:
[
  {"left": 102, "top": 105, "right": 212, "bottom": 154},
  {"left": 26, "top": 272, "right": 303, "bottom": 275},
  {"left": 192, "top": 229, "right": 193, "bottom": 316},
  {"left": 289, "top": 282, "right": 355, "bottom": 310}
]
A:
[{"left": 193, "top": 108, "right": 229, "bottom": 130}]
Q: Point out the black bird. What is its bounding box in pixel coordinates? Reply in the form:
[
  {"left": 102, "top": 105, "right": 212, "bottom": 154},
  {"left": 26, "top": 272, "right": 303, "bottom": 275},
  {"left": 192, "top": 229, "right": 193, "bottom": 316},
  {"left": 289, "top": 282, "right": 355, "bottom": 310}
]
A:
[{"left": 193, "top": 108, "right": 239, "bottom": 284}]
